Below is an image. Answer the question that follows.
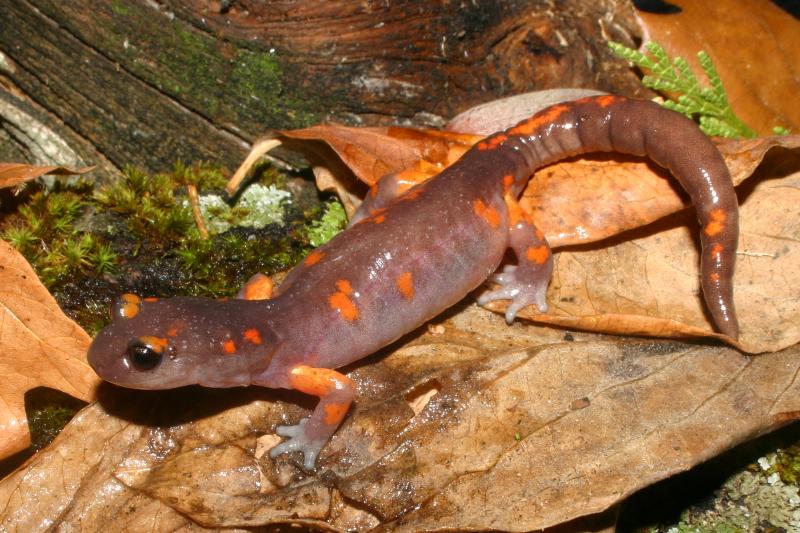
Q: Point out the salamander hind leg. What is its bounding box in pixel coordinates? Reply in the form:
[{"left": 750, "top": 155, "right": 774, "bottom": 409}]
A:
[
  {"left": 269, "top": 365, "right": 356, "bottom": 470},
  {"left": 478, "top": 194, "right": 554, "bottom": 324}
]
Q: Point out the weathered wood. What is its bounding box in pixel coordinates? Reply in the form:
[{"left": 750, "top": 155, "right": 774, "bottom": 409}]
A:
[{"left": 0, "top": 0, "right": 646, "bottom": 177}]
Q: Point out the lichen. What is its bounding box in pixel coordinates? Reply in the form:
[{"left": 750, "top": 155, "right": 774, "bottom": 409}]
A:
[{"left": 196, "top": 184, "right": 291, "bottom": 235}]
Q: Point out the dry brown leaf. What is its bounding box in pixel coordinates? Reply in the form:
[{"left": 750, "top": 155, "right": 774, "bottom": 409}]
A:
[
  {"left": 278, "top": 125, "right": 478, "bottom": 215},
  {"left": 491, "top": 136, "right": 800, "bottom": 353},
  {"left": 1, "top": 305, "right": 797, "bottom": 531},
  {"left": 0, "top": 240, "right": 99, "bottom": 458},
  {"left": 0, "top": 163, "right": 94, "bottom": 189},
  {"left": 636, "top": 0, "right": 800, "bottom": 134}
]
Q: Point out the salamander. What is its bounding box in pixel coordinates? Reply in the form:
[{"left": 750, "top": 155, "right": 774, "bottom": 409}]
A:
[{"left": 87, "top": 95, "right": 739, "bottom": 470}]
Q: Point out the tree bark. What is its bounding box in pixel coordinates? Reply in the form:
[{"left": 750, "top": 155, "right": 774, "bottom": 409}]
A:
[{"left": 0, "top": 0, "right": 647, "bottom": 180}]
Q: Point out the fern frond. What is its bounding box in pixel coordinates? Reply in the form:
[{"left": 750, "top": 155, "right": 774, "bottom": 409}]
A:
[{"left": 609, "top": 41, "right": 758, "bottom": 139}]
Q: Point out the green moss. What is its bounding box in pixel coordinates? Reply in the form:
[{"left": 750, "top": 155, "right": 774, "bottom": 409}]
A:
[
  {"left": 142, "top": 15, "right": 319, "bottom": 128},
  {"left": 25, "top": 387, "right": 87, "bottom": 451},
  {"left": 1, "top": 186, "right": 118, "bottom": 287},
  {"left": 110, "top": 0, "right": 130, "bottom": 16},
  {"left": 2, "top": 159, "right": 329, "bottom": 321},
  {"left": 305, "top": 198, "right": 347, "bottom": 247}
]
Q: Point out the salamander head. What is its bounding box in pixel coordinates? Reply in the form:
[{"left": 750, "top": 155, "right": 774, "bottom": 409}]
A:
[{"left": 88, "top": 294, "right": 276, "bottom": 389}]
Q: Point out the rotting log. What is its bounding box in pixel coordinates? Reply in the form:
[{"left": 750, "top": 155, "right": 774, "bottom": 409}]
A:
[{"left": 0, "top": 0, "right": 647, "bottom": 180}]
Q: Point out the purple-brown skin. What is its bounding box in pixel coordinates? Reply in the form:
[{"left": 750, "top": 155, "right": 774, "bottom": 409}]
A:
[{"left": 88, "top": 95, "right": 739, "bottom": 469}]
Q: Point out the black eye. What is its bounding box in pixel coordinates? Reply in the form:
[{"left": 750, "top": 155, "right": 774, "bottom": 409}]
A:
[{"left": 127, "top": 340, "right": 163, "bottom": 371}]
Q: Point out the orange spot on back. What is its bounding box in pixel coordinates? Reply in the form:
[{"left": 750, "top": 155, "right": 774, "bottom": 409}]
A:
[
  {"left": 335, "top": 279, "right": 353, "bottom": 294},
  {"left": 143, "top": 297, "right": 159, "bottom": 303},
  {"left": 166, "top": 326, "right": 179, "bottom": 337},
  {"left": 503, "top": 174, "right": 514, "bottom": 192},
  {"left": 396, "top": 271, "right": 414, "bottom": 300},
  {"left": 704, "top": 209, "right": 727, "bottom": 237},
  {"left": 401, "top": 188, "right": 424, "bottom": 201},
  {"left": 244, "top": 328, "right": 262, "bottom": 345},
  {"left": 329, "top": 279, "right": 358, "bottom": 321},
  {"left": 395, "top": 167, "right": 433, "bottom": 192},
  {"left": 473, "top": 199, "right": 501, "bottom": 228},
  {"left": 304, "top": 250, "right": 325, "bottom": 266},
  {"left": 709, "top": 272, "right": 721, "bottom": 283},
  {"left": 368, "top": 207, "right": 388, "bottom": 223},
  {"left": 508, "top": 105, "right": 569, "bottom": 136},
  {"left": 711, "top": 243, "right": 724, "bottom": 258},
  {"left": 223, "top": 339, "right": 237, "bottom": 354},
  {"left": 594, "top": 95, "right": 618, "bottom": 108},
  {"left": 525, "top": 245, "right": 551, "bottom": 265},
  {"left": 477, "top": 133, "right": 509, "bottom": 151}
]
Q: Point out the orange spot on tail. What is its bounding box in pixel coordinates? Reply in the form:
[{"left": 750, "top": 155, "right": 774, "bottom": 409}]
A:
[
  {"left": 396, "top": 271, "right": 414, "bottom": 300},
  {"left": 473, "top": 199, "right": 501, "bottom": 228},
  {"left": 709, "top": 272, "right": 721, "bottom": 283},
  {"left": 711, "top": 243, "right": 724, "bottom": 258},
  {"left": 244, "top": 328, "right": 263, "bottom": 345},
  {"left": 704, "top": 209, "right": 727, "bottom": 237},
  {"left": 223, "top": 339, "right": 237, "bottom": 354},
  {"left": 525, "top": 245, "right": 550, "bottom": 265},
  {"left": 304, "top": 250, "right": 325, "bottom": 266}
]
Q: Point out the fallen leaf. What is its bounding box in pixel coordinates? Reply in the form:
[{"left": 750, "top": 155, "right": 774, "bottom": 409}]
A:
[
  {"left": 0, "top": 240, "right": 99, "bottom": 459},
  {"left": 495, "top": 136, "right": 800, "bottom": 353},
  {"left": 231, "top": 126, "right": 479, "bottom": 216},
  {"left": 636, "top": 0, "right": 800, "bottom": 134},
  {"left": 1, "top": 305, "right": 797, "bottom": 530},
  {"left": 0, "top": 163, "right": 94, "bottom": 189}
]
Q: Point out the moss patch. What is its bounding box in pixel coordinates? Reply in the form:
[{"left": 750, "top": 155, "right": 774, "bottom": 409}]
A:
[{"left": 2, "top": 162, "right": 328, "bottom": 335}]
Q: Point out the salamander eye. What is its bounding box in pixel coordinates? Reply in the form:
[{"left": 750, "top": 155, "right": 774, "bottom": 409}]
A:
[{"left": 126, "top": 338, "right": 165, "bottom": 371}]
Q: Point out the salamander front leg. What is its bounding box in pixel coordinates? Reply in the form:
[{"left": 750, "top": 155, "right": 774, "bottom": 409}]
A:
[
  {"left": 478, "top": 194, "right": 554, "bottom": 323},
  {"left": 270, "top": 365, "right": 356, "bottom": 470}
]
